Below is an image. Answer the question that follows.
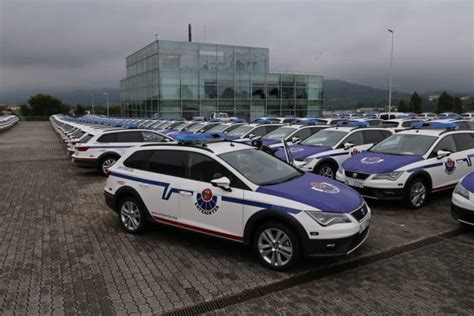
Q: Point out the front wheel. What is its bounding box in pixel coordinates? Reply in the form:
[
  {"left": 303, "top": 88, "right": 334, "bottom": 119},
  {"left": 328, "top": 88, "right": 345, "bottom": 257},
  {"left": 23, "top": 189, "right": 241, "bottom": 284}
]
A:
[
  {"left": 253, "top": 222, "right": 301, "bottom": 271},
  {"left": 315, "top": 163, "right": 336, "bottom": 179},
  {"left": 405, "top": 178, "right": 429, "bottom": 209}
]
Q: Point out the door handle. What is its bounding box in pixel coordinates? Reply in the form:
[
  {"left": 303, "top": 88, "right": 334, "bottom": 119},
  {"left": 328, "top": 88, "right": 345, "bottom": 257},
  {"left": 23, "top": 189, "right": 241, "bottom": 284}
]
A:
[{"left": 180, "top": 191, "right": 192, "bottom": 196}]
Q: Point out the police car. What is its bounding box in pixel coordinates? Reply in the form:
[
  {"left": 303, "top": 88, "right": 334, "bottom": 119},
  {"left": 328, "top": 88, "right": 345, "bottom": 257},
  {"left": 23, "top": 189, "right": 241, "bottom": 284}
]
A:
[
  {"left": 72, "top": 129, "right": 174, "bottom": 175},
  {"left": 224, "top": 122, "right": 283, "bottom": 142},
  {"left": 274, "top": 122, "right": 393, "bottom": 179},
  {"left": 451, "top": 172, "right": 474, "bottom": 225},
  {"left": 379, "top": 118, "right": 424, "bottom": 133},
  {"left": 247, "top": 122, "right": 328, "bottom": 149},
  {"left": 103, "top": 133, "right": 371, "bottom": 270},
  {"left": 337, "top": 122, "right": 474, "bottom": 209}
]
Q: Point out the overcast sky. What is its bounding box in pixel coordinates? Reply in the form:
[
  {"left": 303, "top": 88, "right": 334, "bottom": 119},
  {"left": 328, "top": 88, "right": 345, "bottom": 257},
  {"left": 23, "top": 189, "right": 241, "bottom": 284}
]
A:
[{"left": 0, "top": 0, "right": 473, "bottom": 93}]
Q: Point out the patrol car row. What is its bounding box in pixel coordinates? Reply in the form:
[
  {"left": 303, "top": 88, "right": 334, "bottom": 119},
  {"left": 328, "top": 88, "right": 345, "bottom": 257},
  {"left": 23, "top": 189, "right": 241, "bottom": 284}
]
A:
[
  {"left": 0, "top": 115, "right": 19, "bottom": 132},
  {"left": 50, "top": 115, "right": 473, "bottom": 270}
]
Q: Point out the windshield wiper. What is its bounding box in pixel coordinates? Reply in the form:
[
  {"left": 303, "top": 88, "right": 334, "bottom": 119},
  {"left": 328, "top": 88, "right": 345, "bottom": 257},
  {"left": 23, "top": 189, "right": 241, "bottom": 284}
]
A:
[{"left": 260, "top": 173, "right": 302, "bottom": 186}]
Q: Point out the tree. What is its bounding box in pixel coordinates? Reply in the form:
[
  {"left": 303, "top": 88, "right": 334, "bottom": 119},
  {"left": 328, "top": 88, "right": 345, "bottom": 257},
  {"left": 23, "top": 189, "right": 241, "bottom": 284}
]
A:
[
  {"left": 27, "top": 93, "right": 69, "bottom": 116},
  {"left": 75, "top": 104, "right": 86, "bottom": 115},
  {"left": 398, "top": 99, "right": 408, "bottom": 112},
  {"left": 20, "top": 104, "right": 30, "bottom": 116},
  {"left": 453, "top": 97, "right": 463, "bottom": 114},
  {"left": 436, "top": 91, "right": 454, "bottom": 113},
  {"left": 409, "top": 92, "right": 422, "bottom": 113}
]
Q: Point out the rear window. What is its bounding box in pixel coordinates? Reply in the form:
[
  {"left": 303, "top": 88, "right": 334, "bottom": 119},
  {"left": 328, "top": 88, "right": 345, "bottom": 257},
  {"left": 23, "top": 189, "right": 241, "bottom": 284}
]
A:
[
  {"left": 115, "top": 132, "right": 143, "bottom": 142},
  {"left": 123, "top": 151, "right": 152, "bottom": 171},
  {"left": 79, "top": 134, "right": 93, "bottom": 144},
  {"left": 97, "top": 133, "right": 117, "bottom": 143}
]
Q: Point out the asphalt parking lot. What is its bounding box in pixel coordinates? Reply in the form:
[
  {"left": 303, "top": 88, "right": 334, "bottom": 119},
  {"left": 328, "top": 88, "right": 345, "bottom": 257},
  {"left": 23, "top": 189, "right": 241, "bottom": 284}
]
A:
[{"left": 1, "top": 122, "right": 473, "bottom": 315}]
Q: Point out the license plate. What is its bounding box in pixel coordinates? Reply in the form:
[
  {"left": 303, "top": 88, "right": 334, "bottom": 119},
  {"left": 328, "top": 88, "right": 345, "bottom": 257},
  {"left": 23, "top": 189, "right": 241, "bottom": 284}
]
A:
[
  {"left": 359, "top": 218, "right": 369, "bottom": 232},
  {"left": 346, "top": 178, "right": 364, "bottom": 188}
]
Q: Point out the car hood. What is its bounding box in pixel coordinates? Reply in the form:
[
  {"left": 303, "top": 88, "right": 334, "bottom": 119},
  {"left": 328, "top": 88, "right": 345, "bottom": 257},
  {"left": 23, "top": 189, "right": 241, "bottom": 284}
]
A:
[
  {"left": 461, "top": 172, "right": 474, "bottom": 192},
  {"left": 225, "top": 135, "right": 243, "bottom": 141},
  {"left": 256, "top": 173, "right": 364, "bottom": 213},
  {"left": 342, "top": 151, "right": 424, "bottom": 174},
  {"left": 261, "top": 139, "right": 281, "bottom": 146},
  {"left": 274, "top": 144, "right": 332, "bottom": 161}
]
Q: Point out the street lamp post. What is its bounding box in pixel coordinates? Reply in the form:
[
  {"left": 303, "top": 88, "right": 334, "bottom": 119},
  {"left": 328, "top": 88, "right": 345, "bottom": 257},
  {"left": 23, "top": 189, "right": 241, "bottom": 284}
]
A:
[
  {"left": 90, "top": 93, "right": 95, "bottom": 115},
  {"left": 387, "top": 29, "right": 394, "bottom": 116},
  {"left": 103, "top": 92, "right": 109, "bottom": 117}
]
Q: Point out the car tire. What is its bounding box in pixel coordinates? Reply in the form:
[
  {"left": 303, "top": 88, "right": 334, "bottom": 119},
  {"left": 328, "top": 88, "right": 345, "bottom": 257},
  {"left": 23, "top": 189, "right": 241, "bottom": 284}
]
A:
[
  {"left": 253, "top": 221, "right": 301, "bottom": 271},
  {"left": 117, "top": 196, "right": 147, "bottom": 234},
  {"left": 404, "top": 177, "right": 429, "bottom": 209},
  {"left": 315, "top": 162, "right": 336, "bottom": 179},
  {"left": 99, "top": 155, "right": 118, "bottom": 176}
]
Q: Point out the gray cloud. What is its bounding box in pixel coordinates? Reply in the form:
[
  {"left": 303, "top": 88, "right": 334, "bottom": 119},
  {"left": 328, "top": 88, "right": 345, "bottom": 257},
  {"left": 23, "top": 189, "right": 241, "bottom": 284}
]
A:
[{"left": 0, "top": 0, "right": 472, "bottom": 93}]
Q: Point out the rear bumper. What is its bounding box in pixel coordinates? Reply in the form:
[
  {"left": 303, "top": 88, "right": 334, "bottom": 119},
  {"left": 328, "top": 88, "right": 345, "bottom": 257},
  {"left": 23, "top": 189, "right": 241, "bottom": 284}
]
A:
[
  {"left": 71, "top": 157, "right": 97, "bottom": 168},
  {"left": 451, "top": 203, "right": 474, "bottom": 225},
  {"left": 302, "top": 227, "right": 370, "bottom": 257},
  {"left": 104, "top": 190, "right": 116, "bottom": 211}
]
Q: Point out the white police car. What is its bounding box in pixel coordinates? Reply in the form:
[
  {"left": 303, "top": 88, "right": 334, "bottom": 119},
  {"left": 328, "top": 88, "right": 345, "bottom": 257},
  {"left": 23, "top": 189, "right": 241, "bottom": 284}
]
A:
[
  {"left": 451, "top": 172, "right": 474, "bottom": 225},
  {"left": 379, "top": 118, "right": 423, "bottom": 133},
  {"left": 224, "top": 122, "right": 283, "bottom": 142},
  {"left": 337, "top": 122, "right": 474, "bottom": 208},
  {"left": 253, "top": 123, "right": 328, "bottom": 149},
  {"left": 72, "top": 129, "right": 173, "bottom": 175},
  {"left": 274, "top": 122, "right": 393, "bottom": 179},
  {"left": 103, "top": 133, "right": 371, "bottom": 270}
]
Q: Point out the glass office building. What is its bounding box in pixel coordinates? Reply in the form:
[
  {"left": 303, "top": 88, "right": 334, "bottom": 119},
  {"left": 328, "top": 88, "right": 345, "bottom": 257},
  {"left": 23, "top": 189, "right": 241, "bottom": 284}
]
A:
[{"left": 120, "top": 40, "right": 323, "bottom": 120}]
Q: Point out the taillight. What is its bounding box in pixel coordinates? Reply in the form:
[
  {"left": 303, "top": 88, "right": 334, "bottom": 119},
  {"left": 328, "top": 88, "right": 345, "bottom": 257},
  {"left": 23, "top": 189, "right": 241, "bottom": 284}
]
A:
[{"left": 77, "top": 146, "right": 90, "bottom": 152}]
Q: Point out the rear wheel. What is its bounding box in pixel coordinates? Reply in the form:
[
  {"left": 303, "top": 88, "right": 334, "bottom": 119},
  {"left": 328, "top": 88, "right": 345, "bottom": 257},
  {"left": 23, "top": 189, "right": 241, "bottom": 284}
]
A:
[
  {"left": 118, "top": 196, "right": 147, "bottom": 234},
  {"left": 253, "top": 221, "right": 301, "bottom": 271},
  {"left": 405, "top": 178, "right": 429, "bottom": 209},
  {"left": 99, "top": 155, "right": 118, "bottom": 176},
  {"left": 315, "top": 163, "right": 336, "bottom": 179}
]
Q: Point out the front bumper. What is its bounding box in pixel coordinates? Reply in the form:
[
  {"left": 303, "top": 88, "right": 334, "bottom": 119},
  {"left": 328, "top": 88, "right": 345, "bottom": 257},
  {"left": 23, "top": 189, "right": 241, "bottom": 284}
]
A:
[
  {"left": 337, "top": 173, "right": 405, "bottom": 200},
  {"left": 451, "top": 203, "right": 474, "bottom": 225},
  {"left": 302, "top": 227, "right": 370, "bottom": 257}
]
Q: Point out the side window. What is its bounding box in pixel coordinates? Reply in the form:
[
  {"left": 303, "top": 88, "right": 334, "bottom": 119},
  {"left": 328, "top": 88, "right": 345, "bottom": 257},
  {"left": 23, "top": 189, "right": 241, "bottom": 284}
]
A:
[
  {"left": 142, "top": 131, "right": 166, "bottom": 142},
  {"left": 147, "top": 150, "right": 187, "bottom": 177},
  {"left": 123, "top": 150, "right": 152, "bottom": 171},
  {"left": 116, "top": 131, "right": 144, "bottom": 142},
  {"left": 402, "top": 120, "right": 417, "bottom": 128},
  {"left": 380, "top": 130, "right": 392, "bottom": 138},
  {"left": 432, "top": 136, "right": 457, "bottom": 155},
  {"left": 264, "top": 125, "right": 280, "bottom": 134},
  {"left": 363, "top": 130, "right": 386, "bottom": 144},
  {"left": 249, "top": 127, "right": 266, "bottom": 137},
  {"left": 453, "top": 133, "right": 474, "bottom": 151},
  {"left": 343, "top": 131, "right": 364, "bottom": 146},
  {"left": 97, "top": 133, "right": 117, "bottom": 143},
  {"left": 293, "top": 128, "right": 311, "bottom": 140},
  {"left": 187, "top": 153, "right": 247, "bottom": 190}
]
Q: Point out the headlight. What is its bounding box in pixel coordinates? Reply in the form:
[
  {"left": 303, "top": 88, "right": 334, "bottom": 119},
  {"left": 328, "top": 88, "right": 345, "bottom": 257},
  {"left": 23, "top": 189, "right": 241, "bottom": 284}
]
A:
[
  {"left": 305, "top": 211, "right": 352, "bottom": 226},
  {"left": 372, "top": 171, "right": 403, "bottom": 181},
  {"left": 303, "top": 157, "right": 313, "bottom": 164},
  {"left": 454, "top": 182, "right": 470, "bottom": 200}
]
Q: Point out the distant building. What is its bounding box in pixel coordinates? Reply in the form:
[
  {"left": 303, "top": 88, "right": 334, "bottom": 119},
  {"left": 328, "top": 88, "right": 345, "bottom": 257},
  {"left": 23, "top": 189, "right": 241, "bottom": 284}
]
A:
[
  {"left": 428, "top": 95, "right": 440, "bottom": 102},
  {"left": 120, "top": 40, "right": 323, "bottom": 120}
]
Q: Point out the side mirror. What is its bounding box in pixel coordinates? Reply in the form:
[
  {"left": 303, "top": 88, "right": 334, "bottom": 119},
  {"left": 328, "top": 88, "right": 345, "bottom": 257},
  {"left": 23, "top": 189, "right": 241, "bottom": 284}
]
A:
[
  {"left": 291, "top": 137, "right": 300, "bottom": 143},
  {"left": 344, "top": 142, "right": 355, "bottom": 150},
  {"left": 211, "top": 176, "right": 231, "bottom": 191},
  {"left": 437, "top": 149, "right": 451, "bottom": 159},
  {"left": 248, "top": 133, "right": 256, "bottom": 139}
]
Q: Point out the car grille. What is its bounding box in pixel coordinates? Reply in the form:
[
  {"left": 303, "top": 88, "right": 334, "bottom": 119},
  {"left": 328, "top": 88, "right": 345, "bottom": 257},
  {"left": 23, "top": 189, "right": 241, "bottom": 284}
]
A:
[
  {"left": 351, "top": 204, "right": 369, "bottom": 222},
  {"left": 345, "top": 170, "right": 370, "bottom": 180}
]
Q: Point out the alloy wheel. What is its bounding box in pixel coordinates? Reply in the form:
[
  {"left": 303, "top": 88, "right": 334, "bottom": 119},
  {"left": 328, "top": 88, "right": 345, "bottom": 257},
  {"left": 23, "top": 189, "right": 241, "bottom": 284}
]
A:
[
  {"left": 120, "top": 201, "right": 141, "bottom": 231},
  {"left": 257, "top": 228, "right": 293, "bottom": 267}
]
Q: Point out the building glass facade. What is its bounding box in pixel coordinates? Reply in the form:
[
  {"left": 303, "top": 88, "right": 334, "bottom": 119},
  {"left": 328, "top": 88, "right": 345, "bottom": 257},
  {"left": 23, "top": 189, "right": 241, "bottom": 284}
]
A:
[{"left": 121, "top": 40, "right": 323, "bottom": 120}]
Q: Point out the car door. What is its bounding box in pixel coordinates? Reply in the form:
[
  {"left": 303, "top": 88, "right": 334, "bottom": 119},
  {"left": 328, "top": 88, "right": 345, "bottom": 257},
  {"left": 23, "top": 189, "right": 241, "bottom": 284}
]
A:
[
  {"left": 137, "top": 149, "right": 188, "bottom": 221},
  {"left": 178, "top": 151, "right": 246, "bottom": 240},
  {"left": 453, "top": 133, "right": 474, "bottom": 176},
  {"left": 427, "top": 135, "right": 461, "bottom": 189},
  {"left": 114, "top": 131, "right": 144, "bottom": 156}
]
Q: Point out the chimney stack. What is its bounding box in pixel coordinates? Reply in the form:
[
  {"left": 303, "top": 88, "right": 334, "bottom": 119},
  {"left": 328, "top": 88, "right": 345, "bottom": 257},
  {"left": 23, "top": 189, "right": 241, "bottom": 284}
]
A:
[{"left": 188, "top": 24, "right": 192, "bottom": 42}]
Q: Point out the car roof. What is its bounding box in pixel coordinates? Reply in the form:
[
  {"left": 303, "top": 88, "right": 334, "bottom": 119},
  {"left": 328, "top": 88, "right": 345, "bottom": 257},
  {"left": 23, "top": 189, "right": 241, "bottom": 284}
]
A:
[
  {"left": 398, "top": 128, "right": 473, "bottom": 137},
  {"left": 138, "top": 140, "right": 253, "bottom": 155}
]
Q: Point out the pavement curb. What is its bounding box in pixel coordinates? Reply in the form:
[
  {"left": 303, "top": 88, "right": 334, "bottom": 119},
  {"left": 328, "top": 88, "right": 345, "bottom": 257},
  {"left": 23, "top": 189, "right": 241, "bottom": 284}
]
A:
[{"left": 164, "top": 227, "right": 469, "bottom": 316}]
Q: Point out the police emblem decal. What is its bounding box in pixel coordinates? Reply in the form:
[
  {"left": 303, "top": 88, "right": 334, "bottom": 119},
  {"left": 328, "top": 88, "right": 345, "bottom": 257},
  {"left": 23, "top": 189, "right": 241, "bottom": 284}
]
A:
[
  {"left": 310, "top": 182, "right": 340, "bottom": 194},
  {"left": 195, "top": 188, "right": 220, "bottom": 215},
  {"left": 361, "top": 156, "right": 384, "bottom": 164},
  {"left": 444, "top": 158, "right": 456, "bottom": 175}
]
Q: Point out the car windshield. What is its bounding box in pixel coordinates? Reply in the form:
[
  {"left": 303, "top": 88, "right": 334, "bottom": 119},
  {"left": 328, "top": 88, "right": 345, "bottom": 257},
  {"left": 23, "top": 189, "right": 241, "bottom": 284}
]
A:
[
  {"left": 168, "top": 122, "right": 187, "bottom": 130},
  {"left": 220, "top": 149, "right": 302, "bottom": 186},
  {"left": 370, "top": 134, "right": 437, "bottom": 156},
  {"left": 158, "top": 122, "right": 174, "bottom": 129},
  {"left": 263, "top": 127, "right": 297, "bottom": 140},
  {"left": 206, "top": 124, "right": 229, "bottom": 132},
  {"left": 79, "top": 134, "right": 93, "bottom": 143},
  {"left": 226, "top": 125, "right": 254, "bottom": 137},
  {"left": 301, "top": 130, "right": 347, "bottom": 147},
  {"left": 380, "top": 121, "right": 399, "bottom": 128},
  {"left": 184, "top": 123, "right": 204, "bottom": 132}
]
